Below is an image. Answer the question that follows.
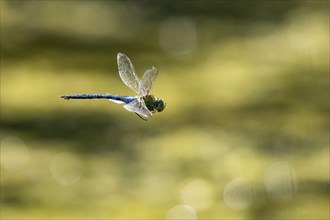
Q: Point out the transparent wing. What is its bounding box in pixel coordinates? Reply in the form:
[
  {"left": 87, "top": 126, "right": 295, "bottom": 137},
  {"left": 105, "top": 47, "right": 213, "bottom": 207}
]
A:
[
  {"left": 123, "top": 99, "right": 153, "bottom": 119},
  {"left": 117, "top": 53, "right": 141, "bottom": 94},
  {"left": 139, "top": 66, "right": 158, "bottom": 96}
]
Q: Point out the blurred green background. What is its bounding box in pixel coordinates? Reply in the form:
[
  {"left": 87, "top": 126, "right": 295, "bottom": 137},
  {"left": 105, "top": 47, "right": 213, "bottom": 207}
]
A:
[{"left": 1, "top": 1, "right": 329, "bottom": 219}]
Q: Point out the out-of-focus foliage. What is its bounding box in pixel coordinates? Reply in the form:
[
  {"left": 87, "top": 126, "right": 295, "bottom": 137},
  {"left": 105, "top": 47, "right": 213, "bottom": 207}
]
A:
[{"left": 1, "top": 1, "right": 329, "bottom": 219}]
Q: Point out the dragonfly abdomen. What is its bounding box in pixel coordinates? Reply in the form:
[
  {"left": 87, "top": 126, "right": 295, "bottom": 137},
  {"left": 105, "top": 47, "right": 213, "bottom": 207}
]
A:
[{"left": 60, "top": 94, "right": 135, "bottom": 104}]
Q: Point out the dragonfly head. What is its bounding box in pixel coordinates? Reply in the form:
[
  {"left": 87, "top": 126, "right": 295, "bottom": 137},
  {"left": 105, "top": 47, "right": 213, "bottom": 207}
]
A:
[{"left": 155, "top": 98, "right": 166, "bottom": 112}]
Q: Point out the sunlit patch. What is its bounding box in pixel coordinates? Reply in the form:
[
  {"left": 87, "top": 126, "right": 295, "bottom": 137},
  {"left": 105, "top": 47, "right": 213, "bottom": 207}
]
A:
[
  {"left": 265, "top": 161, "right": 297, "bottom": 201},
  {"left": 0, "top": 136, "right": 30, "bottom": 171},
  {"left": 50, "top": 152, "right": 83, "bottom": 186},
  {"left": 223, "top": 178, "right": 253, "bottom": 210},
  {"left": 159, "top": 16, "right": 197, "bottom": 55},
  {"left": 180, "top": 179, "right": 213, "bottom": 211},
  {"left": 166, "top": 204, "right": 197, "bottom": 220}
]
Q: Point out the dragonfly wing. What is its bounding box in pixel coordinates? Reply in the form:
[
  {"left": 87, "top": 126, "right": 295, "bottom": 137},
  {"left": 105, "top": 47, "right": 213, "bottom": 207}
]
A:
[
  {"left": 117, "top": 53, "right": 140, "bottom": 94},
  {"left": 139, "top": 66, "right": 158, "bottom": 96},
  {"left": 123, "top": 99, "right": 152, "bottom": 119}
]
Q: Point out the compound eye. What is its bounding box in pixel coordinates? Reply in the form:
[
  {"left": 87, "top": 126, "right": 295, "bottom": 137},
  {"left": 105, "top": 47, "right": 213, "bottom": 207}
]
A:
[{"left": 156, "top": 99, "right": 166, "bottom": 112}]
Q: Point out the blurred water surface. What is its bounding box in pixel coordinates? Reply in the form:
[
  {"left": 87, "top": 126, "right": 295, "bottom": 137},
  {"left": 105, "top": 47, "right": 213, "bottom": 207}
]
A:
[{"left": 1, "top": 1, "right": 329, "bottom": 219}]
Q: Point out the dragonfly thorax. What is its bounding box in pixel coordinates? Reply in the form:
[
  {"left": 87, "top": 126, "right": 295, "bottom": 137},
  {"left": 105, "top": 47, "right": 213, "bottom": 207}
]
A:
[{"left": 143, "top": 95, "right": 166, "bottom": 113}]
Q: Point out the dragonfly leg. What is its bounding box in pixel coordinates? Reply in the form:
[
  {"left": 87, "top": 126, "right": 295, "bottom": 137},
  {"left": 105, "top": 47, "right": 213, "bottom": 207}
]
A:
[{"left": 135, "top": 113, "right": 148, "bottom": 121}]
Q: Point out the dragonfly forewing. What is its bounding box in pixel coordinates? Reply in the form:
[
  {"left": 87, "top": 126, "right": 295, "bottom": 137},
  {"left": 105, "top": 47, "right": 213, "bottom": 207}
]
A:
[{"left": 117, "top": 53, "right": 140, "bottom": 94}]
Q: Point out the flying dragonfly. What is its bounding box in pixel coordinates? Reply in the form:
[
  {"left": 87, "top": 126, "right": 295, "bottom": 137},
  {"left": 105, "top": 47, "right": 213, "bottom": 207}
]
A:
[{"left": 60, "top": 53, "right": 166, "bottom": 120}]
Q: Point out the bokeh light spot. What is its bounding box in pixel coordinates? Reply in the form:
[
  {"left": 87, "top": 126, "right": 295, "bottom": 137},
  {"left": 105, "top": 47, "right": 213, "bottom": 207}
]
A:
[
  {"left": 50, "top": 152, "right": 83, "bottom": 186},
  {"left": 180, "top": 178, "right": 213, "bottom": 211},
  {"left": 166, "top": 204, "right": 197, "bottom": 220},
  {"left": 265, "top": 161, "right": 297, "bottom": 201},
  {"left": 223, "top": 177, "right": 253, "bottom": 210}
]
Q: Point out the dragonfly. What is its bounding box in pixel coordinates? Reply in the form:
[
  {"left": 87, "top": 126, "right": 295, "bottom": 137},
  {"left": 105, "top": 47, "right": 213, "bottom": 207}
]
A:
[{"left": 60, "top": 53, "right": 166, "bottom": 121}]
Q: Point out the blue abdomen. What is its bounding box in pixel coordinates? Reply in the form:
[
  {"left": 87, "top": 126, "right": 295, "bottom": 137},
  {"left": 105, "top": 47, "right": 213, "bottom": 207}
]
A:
[{"left": 60, "top": 94, "right": 135, "bottom": 104}]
